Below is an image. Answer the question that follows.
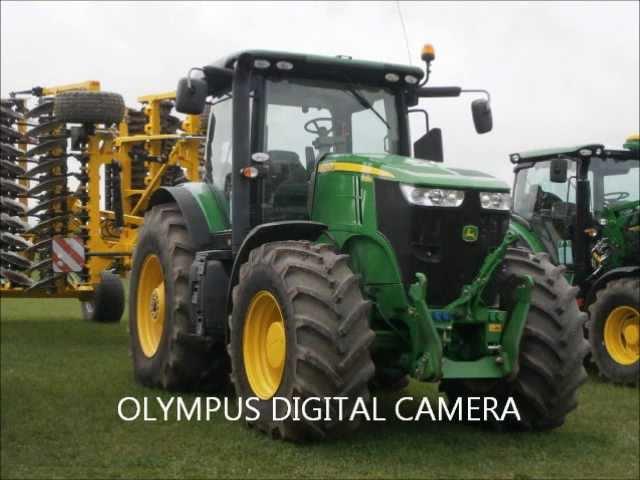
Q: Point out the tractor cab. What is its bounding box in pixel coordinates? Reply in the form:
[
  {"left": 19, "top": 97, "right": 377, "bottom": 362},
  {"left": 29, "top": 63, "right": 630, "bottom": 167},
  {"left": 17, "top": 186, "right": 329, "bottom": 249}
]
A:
[
  {"left": 175, "top": 47, "right": 494, "bottom": 251},
  {"left": 510, "top": 138, "right": 640, "bottom": 285}
]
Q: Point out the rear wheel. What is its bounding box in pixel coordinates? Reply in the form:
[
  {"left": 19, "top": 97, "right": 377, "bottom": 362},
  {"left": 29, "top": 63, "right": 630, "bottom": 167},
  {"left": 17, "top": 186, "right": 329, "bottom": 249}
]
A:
[
  {"left": 587, "top": 277, "right": 639, "bottom": 385},
  {"left": 440, "top": 249, "right": 589, "bottom": 430},
  {"left": 80, "top": 271, "right": 124, "bottom": 323},
  {"left": 129, "top": 203, "right": 228, "bottom": 391},
  {"left": 229, "top": 241, "right": 374, "bottom": 442}
]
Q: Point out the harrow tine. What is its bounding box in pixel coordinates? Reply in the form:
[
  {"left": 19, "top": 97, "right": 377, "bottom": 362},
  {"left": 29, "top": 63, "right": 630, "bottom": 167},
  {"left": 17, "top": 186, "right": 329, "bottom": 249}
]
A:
[
  {"left": 24, "top": 156, "right": 67, "bottom": 177},
  {"left": 0, "top": 178, "right": 28, "bottom": 196},
  {"left": 24, "top": 101, "right": 54, "bottom": 119},
  {"left": 0, "top": 231, "right": 33, "bottom": 250},
  {"left": 26, "top": 257, "right": 52, "bottom": 273},
  {"left": 26, "top": 237, "right": 52, "bottom": 254},
  {"left": 26, "top": 213, "right": 70, "bottom": 235},
  {"left": 0, "top": 250, "right": 32, "bottom": 270},
  {"left": 25, "top": 138, "right": 67, "bottom": 158},
  {"left": 0, "top": 196, "right": 27, "bottom": 216},
  {"left": 27, "top": 273, "right": 63, "bottom": 291},
  {"left": 0, "top": 124, "right": 24, "bottom": 143},
  {"left": 0, "top": 267, "right": 33, "bottom": 288},
  {"left": 0, "top": 142, "right": 25, "bottom": 158},
  {"left": 26, "top": 194, "right": 73, "bottom": 216},
  {"left": 0, "top": 106, "right": 23, "bottom": 122},
  {"left": 27, "top": 119, "right": 66, "bottom": 138},
  {"left": 0, "top": 158, "right": 26, "bottom": 177},
  {"left": 0, "top": 213, "right": 29, "bottom": 232},
  {"left": 26, "top": 175, "right": 67, "bottom": 197}
]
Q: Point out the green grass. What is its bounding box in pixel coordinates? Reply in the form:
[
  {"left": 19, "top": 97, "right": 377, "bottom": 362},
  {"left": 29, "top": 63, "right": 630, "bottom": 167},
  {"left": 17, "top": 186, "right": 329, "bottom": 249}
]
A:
[{"left": 1, "top": 297, "right": 638, "bottom": 480}]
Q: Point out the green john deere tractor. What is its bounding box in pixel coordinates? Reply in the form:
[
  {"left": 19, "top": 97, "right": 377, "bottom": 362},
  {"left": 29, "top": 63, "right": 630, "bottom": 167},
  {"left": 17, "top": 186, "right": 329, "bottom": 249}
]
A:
[
  {"left": 509, "top": 135, "right": 640, "bottom": 384},
  {"left": 128, "top": 46, "right": 588, "bottom": 441}
]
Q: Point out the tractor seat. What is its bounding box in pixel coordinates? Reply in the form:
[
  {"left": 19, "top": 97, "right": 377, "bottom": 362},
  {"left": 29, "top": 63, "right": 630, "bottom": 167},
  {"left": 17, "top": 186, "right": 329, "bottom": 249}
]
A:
[{"left": 269, "top": 150, "right": 310, "bottom": 220}]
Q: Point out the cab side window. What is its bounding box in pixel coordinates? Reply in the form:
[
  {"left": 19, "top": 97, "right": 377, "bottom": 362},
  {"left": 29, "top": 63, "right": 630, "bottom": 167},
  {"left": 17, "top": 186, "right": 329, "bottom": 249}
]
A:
[{"left": 207, "top": 95, "right": 233, "bottom": 215}]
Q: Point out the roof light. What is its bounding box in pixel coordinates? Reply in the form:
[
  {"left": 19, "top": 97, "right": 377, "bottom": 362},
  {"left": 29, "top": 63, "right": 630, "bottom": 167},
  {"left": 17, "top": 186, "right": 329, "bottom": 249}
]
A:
[
  {"left": 421, "top": 44, "right": 435, "bottom": 62},
  {"left": 404, "top": 75, "right": 418, "bottom": 85},
  {"left": 253, "top": 59, "right": 271, "bottom": 69},
  {"left": 385, "top": 73, "right": 400, "bottom": 82},
  {"left": 251, "top": 152, "right": 270, "bottom": 163},
  {"left": 276, "top": 60, "right": 293, "bottom": 71}
]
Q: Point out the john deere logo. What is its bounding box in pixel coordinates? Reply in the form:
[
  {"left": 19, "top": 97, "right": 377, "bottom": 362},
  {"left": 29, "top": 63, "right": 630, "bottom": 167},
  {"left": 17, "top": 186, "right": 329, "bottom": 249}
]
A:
[{"left": 462, "top": 225, "right": 479, "bottom": 243}]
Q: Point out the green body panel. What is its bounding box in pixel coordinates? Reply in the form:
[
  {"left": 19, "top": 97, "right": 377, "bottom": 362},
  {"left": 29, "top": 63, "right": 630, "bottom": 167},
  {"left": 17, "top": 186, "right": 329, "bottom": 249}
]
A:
[
  {"left": 180, "top": 182, "right": 230, "bottom": 232},
  {"left": 319, "top": 154, "right": 510, "bottom": 190},
  {"left": 311, "top": 154, "right": 528, "bottom": 381}
]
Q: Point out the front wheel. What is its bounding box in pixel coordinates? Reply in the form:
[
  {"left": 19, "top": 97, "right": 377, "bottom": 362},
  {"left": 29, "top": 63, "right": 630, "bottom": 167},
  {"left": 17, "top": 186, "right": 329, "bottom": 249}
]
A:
[
  {"left": 440, "top": 249, "right": 589, "bottom": 431},
  {"left": 587, "top": 277, "right": 639, "bottom": 385},
  {"left": 229, "top": 241, "right": 374, "bottom": 442}
]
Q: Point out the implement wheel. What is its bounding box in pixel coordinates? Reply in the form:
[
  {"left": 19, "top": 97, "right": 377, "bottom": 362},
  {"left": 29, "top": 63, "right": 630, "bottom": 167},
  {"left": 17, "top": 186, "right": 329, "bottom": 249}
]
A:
[
  {"left": 129, "top": 203, "right": 228, "bottom": 391},
  {"left": 440, "top": 249, "right": 589, "bottom": 431},
  {"left": 80, "top": 271, "right": 124, "bottom": 323},
  {"left": 53, "top": 91, "right": 125, "bottom": 125},
  {"left": 229, "top": 241, "right": 374, "bottom": 442},
  {"left": 587, "top": 277, "right": 639, "bottom": 385}
]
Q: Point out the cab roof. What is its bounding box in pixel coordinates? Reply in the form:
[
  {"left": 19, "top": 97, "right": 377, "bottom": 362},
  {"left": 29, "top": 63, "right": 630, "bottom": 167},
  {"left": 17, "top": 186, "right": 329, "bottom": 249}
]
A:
[{"left": 206, "top": 49, "right": 424, "bottom": 87}]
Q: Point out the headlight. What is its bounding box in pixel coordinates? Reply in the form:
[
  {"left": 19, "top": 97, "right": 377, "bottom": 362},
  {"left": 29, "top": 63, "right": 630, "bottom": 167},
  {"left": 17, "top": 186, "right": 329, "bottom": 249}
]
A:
[
  {"left": 479, "top": 192, "right": 511, "bottom": 210},
  {"left": 400, "top": 184, "right": 465, "bottom": 207}
]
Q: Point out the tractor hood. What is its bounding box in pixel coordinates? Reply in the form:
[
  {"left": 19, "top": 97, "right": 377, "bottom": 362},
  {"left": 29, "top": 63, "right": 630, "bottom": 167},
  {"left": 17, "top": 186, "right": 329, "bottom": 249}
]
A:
[{"left": 317, "top": 154, "right": 509, "bottom": 191}]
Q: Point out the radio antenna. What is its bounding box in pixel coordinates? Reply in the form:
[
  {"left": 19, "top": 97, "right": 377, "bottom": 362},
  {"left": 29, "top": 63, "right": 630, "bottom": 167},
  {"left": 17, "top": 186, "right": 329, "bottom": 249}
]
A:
[{"left": 396, "top": 1, "right": 413, "bottom": 65}]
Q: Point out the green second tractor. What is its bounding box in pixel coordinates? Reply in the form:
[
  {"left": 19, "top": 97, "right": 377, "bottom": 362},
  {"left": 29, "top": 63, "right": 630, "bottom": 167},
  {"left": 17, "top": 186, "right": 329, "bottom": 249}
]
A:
[
  {"left": 128, "top": 46, "right": 588, "bottom": 441},
  {"left": 509, "top": 136, "right": 640, "bottom": 384}
]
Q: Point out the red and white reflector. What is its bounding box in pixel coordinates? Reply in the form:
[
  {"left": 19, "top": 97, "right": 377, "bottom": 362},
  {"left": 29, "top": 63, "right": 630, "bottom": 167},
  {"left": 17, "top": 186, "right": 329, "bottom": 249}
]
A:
[{"left": 52, "top": 236, "right": 85, "bottom": 273}]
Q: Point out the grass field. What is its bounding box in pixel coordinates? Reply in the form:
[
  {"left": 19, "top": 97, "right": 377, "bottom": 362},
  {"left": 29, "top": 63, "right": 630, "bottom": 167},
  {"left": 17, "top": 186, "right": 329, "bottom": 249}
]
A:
[{"left": 1, "top": 296, "right": 639, "bottom": 479}]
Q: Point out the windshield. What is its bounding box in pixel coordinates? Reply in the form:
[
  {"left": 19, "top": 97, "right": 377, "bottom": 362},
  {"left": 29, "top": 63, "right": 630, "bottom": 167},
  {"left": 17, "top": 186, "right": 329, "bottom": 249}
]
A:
[
  {"left": 513, "top": 160, "right": 580, "bottom": 220},
  {"left": 590, "top": 157, "right": 640, "bottom": 211},
  {"left": 513, "top": 157, "right": 640, "bottom": 220},
  {"left": 256, "top": 77, "right": 400, "bottom": 222},
  {"left": 263, "top": 78, "right": 400, "bottom": 162}
]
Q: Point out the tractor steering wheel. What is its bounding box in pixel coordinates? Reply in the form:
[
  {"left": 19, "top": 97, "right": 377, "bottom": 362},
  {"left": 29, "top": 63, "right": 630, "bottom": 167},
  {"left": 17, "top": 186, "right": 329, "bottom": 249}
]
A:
[
  {"left": 604, "top": 191, "right": 630, "bottom": 204},
  {"left": 304, "top": 118, "right": 334, "bottom": 135}
]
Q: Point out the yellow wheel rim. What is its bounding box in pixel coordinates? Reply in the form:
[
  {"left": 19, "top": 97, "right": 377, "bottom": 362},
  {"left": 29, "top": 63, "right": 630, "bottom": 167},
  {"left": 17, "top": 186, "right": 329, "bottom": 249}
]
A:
[
  {"left": 604, "top": 306, "right": 640, "bottom": 365},
  {"left": 137, "top": 254, "right": 166, "bottom": 358},
  {"left": 243, "top": 290, "right": 287, "bottom": 399}
]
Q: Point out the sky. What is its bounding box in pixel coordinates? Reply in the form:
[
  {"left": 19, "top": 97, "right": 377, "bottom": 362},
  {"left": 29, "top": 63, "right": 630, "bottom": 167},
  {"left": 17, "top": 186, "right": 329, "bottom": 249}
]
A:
[{"left": 1, "top": 1, "right": 638, "bottom": 184}]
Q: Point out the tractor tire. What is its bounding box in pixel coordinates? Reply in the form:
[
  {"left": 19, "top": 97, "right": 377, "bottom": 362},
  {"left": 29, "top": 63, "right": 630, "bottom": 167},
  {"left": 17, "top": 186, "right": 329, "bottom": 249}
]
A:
[
  {"left": 128, "top": 202, "right": 228, "bottom": 392},
  {"left": 81, "top": 271, "right": 125, "bottom": 323},
  {"left": 53, "top": 91, "right": 125, "bottom": 125},
  {"left": 229, "top": 241, "right": 375, "bottom": 442},
  {"left": 587, "top": 277, "right": 639, "bottom": 385},
  {"left": 440, "top": 249, "right": 589, "bottom": 431}
]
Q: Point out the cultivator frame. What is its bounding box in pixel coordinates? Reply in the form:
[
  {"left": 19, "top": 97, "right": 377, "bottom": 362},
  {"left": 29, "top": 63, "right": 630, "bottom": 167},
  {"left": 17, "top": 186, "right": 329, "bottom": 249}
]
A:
[{"left": 1, "top": 81, "right": 204, "bottom": 302}]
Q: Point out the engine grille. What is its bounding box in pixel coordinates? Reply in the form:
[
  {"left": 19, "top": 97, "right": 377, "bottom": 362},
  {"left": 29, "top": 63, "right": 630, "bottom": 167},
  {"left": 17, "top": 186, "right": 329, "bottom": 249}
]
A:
[{"left": 374, "top": 179, "right": 510, "bottom": 306}]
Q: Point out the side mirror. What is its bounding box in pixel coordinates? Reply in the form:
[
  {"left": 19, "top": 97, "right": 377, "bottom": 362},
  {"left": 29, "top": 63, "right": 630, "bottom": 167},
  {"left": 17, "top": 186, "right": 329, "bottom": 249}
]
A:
[
  {"left": 414, "top": 128, "right": 443, "bottom": 162},
  {"left": 175, "top": 77, "right": 208, "bottom": 114},
  {"left": 550, "top": 158, "right": 568, "bottom": 183},
  {"left": 471, "top": 99, "right": 493, "bottom": 134}
]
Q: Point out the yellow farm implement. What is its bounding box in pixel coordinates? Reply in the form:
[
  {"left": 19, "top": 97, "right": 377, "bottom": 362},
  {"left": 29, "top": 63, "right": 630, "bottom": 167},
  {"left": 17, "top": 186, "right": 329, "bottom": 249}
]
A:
[{"left": 0, "top": 81, "right": 204, "bottom": 321}]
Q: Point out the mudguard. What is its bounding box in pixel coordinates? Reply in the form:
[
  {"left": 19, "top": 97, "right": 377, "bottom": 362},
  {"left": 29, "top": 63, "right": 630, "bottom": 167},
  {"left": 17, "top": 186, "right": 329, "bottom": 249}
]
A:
[
  {"left": 585, "top": 266, "right": 640, "bottom": 305},
  {"left": 226, "top": 220, "right": 327, "bottom": 312}
]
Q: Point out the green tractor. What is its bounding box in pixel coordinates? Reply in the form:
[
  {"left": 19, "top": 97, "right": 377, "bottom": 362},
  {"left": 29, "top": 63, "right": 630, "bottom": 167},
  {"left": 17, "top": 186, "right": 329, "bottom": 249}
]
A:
[
  {"left": 509, "top": 135, "right": 640, "bottom": 384},
  {"left": 128, "top": 46, "right": 588, "bottom": 441}
]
